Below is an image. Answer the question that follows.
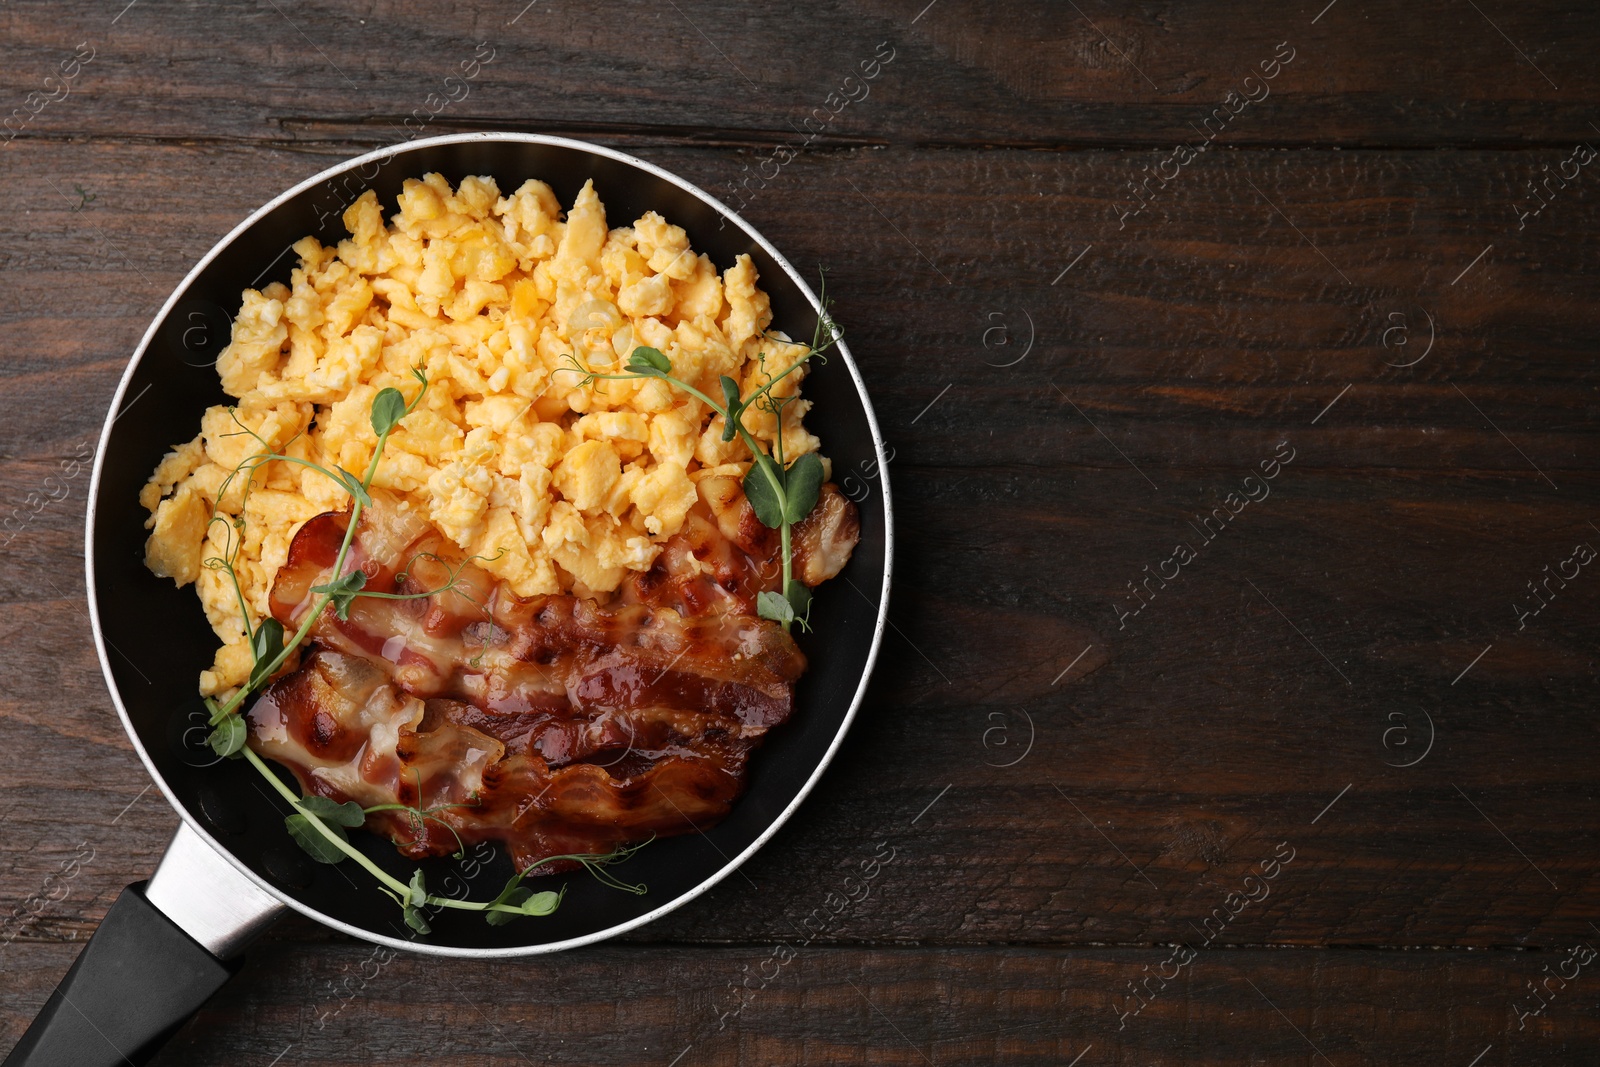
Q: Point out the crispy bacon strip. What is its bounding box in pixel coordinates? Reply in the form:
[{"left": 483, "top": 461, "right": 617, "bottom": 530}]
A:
[{"left": 247, "top": 484, "right": 857, "bottom": 873}]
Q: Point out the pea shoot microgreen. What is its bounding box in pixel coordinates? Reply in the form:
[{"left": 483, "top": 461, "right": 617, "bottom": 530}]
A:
[
  {"left": 480, "top": 838, "right": 651, "bottom": 928},
  {"left": 195, "top": 364, "right": 648, "bottom": 931},
  {"left": 560, "top": 275, "right": 842, "bottom": 631}
]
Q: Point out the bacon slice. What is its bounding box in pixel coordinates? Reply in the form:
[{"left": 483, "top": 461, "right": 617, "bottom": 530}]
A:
[
  {"left": 793, "top": 484, "right": 861, "bottom": 586},
  {"left": 247, "top": 485, "right": 856, "bottom": 874}
]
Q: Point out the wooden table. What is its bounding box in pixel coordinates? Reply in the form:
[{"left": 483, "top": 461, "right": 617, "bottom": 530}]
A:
[{"left": 3, "top": 1, "right": 1598, "bottom": 1063}]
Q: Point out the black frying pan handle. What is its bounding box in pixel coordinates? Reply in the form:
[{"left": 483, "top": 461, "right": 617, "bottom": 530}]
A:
[{"left": 2, "top": 882, "right": 239, "bottom": 1067}]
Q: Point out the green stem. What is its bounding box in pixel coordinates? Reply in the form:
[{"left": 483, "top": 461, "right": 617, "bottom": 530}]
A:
[
  {"left": 211, "top": 591, "right": 331, "bottom": 724},
  {"left": 249, "top": 453, "right": 358, "bottom": 485},
  {"left": 773, "top": 412, "right": 794, "bottom": 624},
  {"left": 241, "top": 746, "right": 411, "bottom": 898},
  {"left": 585, "top": 364, "right": 798, "bottom": 628},
  {"left": 427, "top": 896, "right": 522, "bottom": 913},
  {"left": 246, "top": 747, "right": 568, "bottom": 913},
  {"left": 244, "top": 751, "right": 622, "bottom": 913},
  {"left": 736, "top": 357, "right": 807, "bottom": 417},
  {"left": 659, "top": 374, "right": 724, "bottom": 416},
  {"left": 212, "top": 429, "right": 392, "bottom": 725},
  {"left": 247, "top": 749, "right": 638, "bottom": 915},
  {"left": 595, "top": 368, "right": 793, "bottom": 529},
  {"left": 781, "top": 517, "right": 793, "bottom": 606},
  {"left": 212, "top": 526, "right": 254, "bottom": 644}
]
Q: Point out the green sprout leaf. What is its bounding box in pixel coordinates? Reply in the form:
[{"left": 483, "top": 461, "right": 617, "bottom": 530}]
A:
[
  {"left": 560, "top": 303, "right": 842, "bottom": 634},
  {"left": 785, "top": 580, "right": 814, "bottom": 633},
  {"left": 298, "top": 794, "right": 365, "bottom": 828},
  {"left": 403, "top": 902, "right": 431, "bottom": 935},
  {"left": 370, "top": 387, "right": 408, "bottom": 436},
  {"left": 246, "top": 617, "right": 285, "bottom": 691},
  {"left": 484, "top": 887, "right": 563, "bottom": 926},
  {"left": 785, "top": 579, "right": 812, "bottom": 616},
  {"left": 519, "top": 890, "right": 562, "bottom": 916},
  {"left": 742, "top": 455, "right": 785, "bottom": 528},
  {"left": 483, "top": 871, "right": 534, "bottom": 926},
  {"left": 480, "top": 870, "right": 567, "bottom": 926},
  {"left": 312, "top": 569, "right": 368, "bottom": 620},
  {"left": 483, "top": 889, "right": 532, "bottom": 925},
  {"left": 285, "top": 813, "right": 349, "bottom": 864},
  {"left": 407, "top": 868, "right": 428, "bottom": 908},
  {"left": 208, "top": 716, "right": 248, "bottom": 758},
  {"left": 719, "top": 375, "right": 744, "bottom": 441},
  {"left": 756, "top": 590, "right": 794, "bottom": 625},
  {"left": 781, "top": 452, "right": 824, "bottom": 524},
  {"left": 627, "top": 346, "right": 671, "bottom": 376}
]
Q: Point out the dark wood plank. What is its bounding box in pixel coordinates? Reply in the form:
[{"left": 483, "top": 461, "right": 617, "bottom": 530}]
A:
[
  {"left": 0, "top": 0, "right": 1597, "bottom": 151},
  {"left": 6, "top": 936, "right": 1596, "bottom": 1065}
]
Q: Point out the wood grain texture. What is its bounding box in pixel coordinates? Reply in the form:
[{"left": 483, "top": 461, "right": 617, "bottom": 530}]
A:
[
  {"left": 2, "top": 0, "right": 1598, "bottom": 1063},
  {"left": 1, "top": 0, "right": 1598, "bottom": 147},
  {"left": 7, "top": 937, "right": 1600, "bottom": 1065}
]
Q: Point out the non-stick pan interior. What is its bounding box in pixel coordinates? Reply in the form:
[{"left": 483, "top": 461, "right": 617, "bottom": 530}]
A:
[{"left": 89, "top": 135, "right": 889, "bottom": 952}]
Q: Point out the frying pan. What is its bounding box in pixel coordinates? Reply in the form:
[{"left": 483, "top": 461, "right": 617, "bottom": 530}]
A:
[{"left": 3, "top": 132, "right": 892, "bottom": 1065}]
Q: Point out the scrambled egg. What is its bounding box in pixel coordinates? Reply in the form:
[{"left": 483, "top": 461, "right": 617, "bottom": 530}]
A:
[{"left": 141, "top": 173, "right": 822, "bottom": 696}]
